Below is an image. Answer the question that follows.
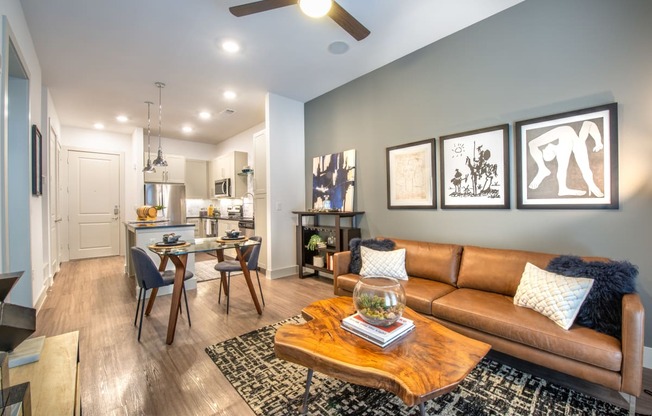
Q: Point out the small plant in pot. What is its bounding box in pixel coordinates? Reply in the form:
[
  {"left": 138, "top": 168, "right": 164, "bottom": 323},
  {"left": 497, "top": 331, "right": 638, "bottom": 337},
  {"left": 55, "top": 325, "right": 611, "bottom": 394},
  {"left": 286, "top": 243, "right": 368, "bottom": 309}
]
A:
[
  {"left": 306, "top": 235, "right": 326, "bottom": 267},
  {"left": 306, "top": 234, "right": 323, "bottom": 251}
]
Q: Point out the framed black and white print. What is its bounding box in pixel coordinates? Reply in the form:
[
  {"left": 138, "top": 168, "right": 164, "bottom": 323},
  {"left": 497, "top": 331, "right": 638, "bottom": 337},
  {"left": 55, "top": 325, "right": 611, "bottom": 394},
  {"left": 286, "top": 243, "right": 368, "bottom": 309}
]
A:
[
  {"left": 386, "top": 139, "right": 436, "bottom": 209},
  {"left": 31, "top": 124, "right": 43, "bottom": 196},
  {"left": 515, "top": 103, "right": 618, "bottom": 209},
  {"left": 439, "top": 124, "right": 510, "bottom": 209}
]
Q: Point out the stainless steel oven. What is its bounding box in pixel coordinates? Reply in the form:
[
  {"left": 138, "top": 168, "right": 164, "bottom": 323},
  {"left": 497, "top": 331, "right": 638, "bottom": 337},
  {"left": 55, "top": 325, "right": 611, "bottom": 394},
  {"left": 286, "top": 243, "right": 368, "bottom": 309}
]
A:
[{"left": 238, "top": 219, "right": 255, "bottom": 238}]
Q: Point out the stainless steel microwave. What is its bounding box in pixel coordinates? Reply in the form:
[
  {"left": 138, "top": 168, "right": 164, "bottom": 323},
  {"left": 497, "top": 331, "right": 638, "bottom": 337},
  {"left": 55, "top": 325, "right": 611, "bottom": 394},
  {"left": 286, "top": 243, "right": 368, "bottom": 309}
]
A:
[{"left": 214, "top": 178, "right": 231, "bottom": 197}]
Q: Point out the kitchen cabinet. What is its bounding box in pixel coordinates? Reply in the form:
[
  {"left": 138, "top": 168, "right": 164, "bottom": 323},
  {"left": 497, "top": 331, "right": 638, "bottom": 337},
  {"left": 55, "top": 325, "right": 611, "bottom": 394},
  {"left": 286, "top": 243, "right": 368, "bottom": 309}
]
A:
[
  {"left": 187, "top": 217, "right": 202, "bottom": 237},
  {"left": 253, "top": 130, "right": 266, "bottom": 195},
  {"left": 144, "top": 153, "right": 186, "bottom": 183},
  {"left": 185, "top": 159, "right": 208, "bottom": 199},
  {"left": 293, "top": 211, "right": 364, "bottom": 279},
  {"left": 210, "top": 151, "right": 248, "bottom": 198}
]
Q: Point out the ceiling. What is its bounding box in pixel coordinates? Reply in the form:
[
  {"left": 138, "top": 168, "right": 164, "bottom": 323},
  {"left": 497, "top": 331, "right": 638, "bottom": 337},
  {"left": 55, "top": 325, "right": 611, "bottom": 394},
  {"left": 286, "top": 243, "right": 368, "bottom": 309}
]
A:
[{"left": 19, "top": 0, "right": 522, "bottom": 144}]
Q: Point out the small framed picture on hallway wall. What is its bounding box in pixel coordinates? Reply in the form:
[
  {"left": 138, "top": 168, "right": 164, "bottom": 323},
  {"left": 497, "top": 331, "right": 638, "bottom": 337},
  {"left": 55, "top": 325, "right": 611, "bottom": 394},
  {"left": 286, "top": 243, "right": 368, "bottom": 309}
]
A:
[
  {"left": 31, "top": 124, "right": 43, "bottom": 196},
  {"left": 515, "top": 103, "right": 619, "bottom": 209}
]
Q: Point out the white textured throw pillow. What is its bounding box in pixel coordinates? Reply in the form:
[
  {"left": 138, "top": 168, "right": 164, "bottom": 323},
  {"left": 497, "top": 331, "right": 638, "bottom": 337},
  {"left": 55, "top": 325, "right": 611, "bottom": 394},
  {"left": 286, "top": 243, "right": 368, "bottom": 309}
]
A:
[
  {"left": 514, "top": 262, "right": 594, "bottom": 330},
  {"left": 359, "top": 246, "right": 408, "bottom": 280}
]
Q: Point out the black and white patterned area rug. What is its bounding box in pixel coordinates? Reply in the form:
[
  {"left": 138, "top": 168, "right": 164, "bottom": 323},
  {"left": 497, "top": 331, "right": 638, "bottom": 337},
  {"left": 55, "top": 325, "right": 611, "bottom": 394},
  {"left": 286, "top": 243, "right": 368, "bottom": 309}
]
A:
[{"left": 205, "top": 316, "right": 630, "bottom": 415}]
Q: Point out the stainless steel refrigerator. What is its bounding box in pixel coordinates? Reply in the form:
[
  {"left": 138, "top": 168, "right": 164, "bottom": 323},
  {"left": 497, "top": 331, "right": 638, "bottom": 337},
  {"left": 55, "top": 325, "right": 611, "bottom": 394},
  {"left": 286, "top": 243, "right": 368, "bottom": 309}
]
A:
[{"left": 144, "top": 183, "right": 186, "bottom": 224}]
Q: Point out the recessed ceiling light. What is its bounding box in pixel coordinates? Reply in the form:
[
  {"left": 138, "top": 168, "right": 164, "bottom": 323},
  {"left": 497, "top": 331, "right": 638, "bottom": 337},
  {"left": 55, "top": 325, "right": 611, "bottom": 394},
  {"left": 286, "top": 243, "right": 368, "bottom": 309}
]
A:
[
  {"left": 116, "top": 115, "right": 129, "bottom": 123},
  {"left": 93, "top": 123, "right": 104, "bottom": 130},
  {"left": 223, "top": 90, "right": 237, "bottom": 100},
  {"left": 199, "top": 111, "right": 211, "bottom": 120},
  {"left": 182, "top": 126, "right": 193, "bottom": 133},
  {"left": 222, "top": 40, "right": 241, "bottom": 54},
  {"left": 328, "top": 41, "right": 349, "bottom": 55}
]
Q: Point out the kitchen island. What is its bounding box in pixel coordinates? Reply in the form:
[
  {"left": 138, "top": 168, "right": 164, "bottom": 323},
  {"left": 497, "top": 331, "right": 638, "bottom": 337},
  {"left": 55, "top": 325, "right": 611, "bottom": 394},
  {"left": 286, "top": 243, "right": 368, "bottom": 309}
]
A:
[{"left": 124, "top": 221, "right": 197, "bottom": 297}]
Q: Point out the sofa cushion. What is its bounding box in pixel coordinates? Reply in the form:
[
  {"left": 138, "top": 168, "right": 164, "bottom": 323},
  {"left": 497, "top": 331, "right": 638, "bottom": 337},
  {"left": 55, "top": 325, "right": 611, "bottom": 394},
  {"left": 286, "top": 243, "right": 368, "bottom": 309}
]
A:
[
  {"left": 514, "top": 263, "right": 594, "bottom": 330},
  {"left": 547, "top": 255, "right": 638, "bottom": 339},
  {"left": 390, "top": 238, "right": 463, "bottom": 285},
  {"left": 432, "top": 288, "right": 622, "bottom": 372},
  {"left": 359, "top": 246, "right": 408, "bottom": 280},
  {"left": 457, "top": 246, "right": 557, "bottom": 296},
  {"left": 336, "top": 274, "right": 456, "bottom": 315},
  {"left": 349, "top": 238, "right": 396, "bottom": 274}
]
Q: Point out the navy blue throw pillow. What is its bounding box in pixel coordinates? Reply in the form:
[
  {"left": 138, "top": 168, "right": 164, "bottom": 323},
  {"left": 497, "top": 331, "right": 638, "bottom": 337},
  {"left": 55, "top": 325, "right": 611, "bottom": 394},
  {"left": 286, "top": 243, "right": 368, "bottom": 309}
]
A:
[
  {"left": 546, "top": 255, "right": 637, "bottom": 339},
  {"left": 349, "top": 238, "right": 396, "bottom": 274}
]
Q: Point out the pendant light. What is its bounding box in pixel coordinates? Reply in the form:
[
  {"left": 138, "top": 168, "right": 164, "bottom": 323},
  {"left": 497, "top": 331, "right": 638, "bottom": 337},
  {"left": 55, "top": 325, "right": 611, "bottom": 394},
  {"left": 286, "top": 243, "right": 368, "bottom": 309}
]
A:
[
  {"left": 142, "top": 101, "right": 156, "bottom": 173},
  {"left": 152, "top": 81, "right": 168, "bottom": 167}
]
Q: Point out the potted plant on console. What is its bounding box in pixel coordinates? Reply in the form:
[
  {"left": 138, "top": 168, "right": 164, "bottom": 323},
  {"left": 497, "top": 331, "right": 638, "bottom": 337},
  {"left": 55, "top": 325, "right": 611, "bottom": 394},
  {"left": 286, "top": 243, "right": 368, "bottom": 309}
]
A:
[{"left": 306, "top": 234, "right": 326, "bottom": 268}]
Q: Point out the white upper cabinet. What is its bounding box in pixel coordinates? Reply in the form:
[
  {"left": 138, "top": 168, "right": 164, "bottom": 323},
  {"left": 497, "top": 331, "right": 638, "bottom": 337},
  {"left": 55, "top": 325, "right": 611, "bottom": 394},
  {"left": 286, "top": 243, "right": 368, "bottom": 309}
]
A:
[
  {"left": 185, "top": 159, "right": 208, "bottom": 199},
  {"left": 253, "top": 130, "right": 267, "bottom": 195},
  {"left": 144, "top": 153, "right": 186, "bottom": 184}
]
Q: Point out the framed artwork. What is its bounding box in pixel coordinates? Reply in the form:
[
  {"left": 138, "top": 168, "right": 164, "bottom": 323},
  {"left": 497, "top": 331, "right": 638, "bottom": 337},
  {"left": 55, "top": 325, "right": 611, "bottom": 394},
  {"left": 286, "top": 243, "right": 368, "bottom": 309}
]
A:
[
  {"left": 312, "top": 149, "right": 356, "bottom": 211},
  {"left": 31, "top": 124, "right": 42, "bottom": 196},
  {"left": 439, "top": 124, "right": 510, "bottom": 209},
  {"left": 386, "top": 139, "right": 436, "bottom": 209},
  {"left": 515, "top": 103, "right": 618, "bottom": 209}
]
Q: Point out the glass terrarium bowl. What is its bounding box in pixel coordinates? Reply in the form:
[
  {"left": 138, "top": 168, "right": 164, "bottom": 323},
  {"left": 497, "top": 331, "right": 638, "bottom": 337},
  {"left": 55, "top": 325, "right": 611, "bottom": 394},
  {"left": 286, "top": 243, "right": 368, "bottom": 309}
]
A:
[{"left": 352, "top": 276, "right": 406, "bottom": 327}]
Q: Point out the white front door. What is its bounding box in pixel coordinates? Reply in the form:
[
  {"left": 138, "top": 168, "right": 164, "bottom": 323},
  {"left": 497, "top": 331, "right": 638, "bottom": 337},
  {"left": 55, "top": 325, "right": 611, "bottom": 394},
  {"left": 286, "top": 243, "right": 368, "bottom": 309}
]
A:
[{"left": 68, "top": 150, "right": 120, "bottom": 259}]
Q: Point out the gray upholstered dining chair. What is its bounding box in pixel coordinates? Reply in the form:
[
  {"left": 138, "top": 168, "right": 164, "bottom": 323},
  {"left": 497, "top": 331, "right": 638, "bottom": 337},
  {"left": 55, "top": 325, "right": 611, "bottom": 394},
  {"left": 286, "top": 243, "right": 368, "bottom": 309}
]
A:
[
  {"left": 214, "top": 236, "right": 265, "bottom": 314},
  {"left": 130, "top": 246, "right": 193, "bottom": 341}
]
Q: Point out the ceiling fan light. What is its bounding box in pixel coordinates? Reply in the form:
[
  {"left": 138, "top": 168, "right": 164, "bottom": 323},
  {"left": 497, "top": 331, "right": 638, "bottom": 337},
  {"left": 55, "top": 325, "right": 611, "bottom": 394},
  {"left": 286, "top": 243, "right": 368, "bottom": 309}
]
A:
[{"left": 299, "top": 0, "right": 332, "bottom": 18}]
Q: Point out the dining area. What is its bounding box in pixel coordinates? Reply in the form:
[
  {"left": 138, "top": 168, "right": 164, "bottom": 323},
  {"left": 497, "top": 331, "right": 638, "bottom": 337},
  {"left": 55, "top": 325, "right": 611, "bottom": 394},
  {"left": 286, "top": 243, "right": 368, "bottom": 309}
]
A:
[{"left": 131, "top": 235, "right": 265, "bottom": 344}]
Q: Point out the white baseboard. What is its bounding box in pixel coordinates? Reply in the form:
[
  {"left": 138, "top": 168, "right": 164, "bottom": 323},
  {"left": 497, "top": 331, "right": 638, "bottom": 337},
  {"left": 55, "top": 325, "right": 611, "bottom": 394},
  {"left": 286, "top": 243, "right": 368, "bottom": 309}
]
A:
[
  {"left": 644, "top": 346, "right": 652, "bottom": 369},
  {"left": 268, "top": 265, "right": 298, "bottom": 280}
]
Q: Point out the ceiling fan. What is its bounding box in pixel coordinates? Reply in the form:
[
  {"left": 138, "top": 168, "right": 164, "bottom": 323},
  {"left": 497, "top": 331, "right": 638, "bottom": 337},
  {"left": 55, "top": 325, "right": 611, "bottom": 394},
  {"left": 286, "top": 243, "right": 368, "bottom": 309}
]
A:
[{"left": 229, "top": 0, "right": 370, "bottom": 41}]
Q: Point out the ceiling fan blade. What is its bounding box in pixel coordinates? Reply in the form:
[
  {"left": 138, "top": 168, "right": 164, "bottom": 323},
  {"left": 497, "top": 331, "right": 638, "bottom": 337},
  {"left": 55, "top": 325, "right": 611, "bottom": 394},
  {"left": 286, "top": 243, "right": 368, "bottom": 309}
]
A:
[
  {"left": 329, "top": 1, "right": 370, "bottom": 41},
  {"left": 230, "top": 0, "right": 297, "bottom": 17}
]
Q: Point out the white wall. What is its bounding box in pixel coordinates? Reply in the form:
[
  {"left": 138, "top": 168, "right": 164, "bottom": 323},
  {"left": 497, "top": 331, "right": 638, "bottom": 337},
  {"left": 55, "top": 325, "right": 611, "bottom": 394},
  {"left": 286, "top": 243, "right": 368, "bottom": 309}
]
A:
[
  {"left": 1, "top": 0, "right": 48, "bottom": 308},
  {"left": 215, "top": 122, "right": 264, "bottom": 167},
  {"left": 266, "top": 93, "right": 304, "bottom": 278}
]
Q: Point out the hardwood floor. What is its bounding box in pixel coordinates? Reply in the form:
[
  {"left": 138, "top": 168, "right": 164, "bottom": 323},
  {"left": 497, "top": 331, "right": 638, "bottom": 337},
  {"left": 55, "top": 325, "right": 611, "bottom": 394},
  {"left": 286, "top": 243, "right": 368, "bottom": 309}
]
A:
[{"left": 34, "top": 255, "right": 651, "bottom": 415}]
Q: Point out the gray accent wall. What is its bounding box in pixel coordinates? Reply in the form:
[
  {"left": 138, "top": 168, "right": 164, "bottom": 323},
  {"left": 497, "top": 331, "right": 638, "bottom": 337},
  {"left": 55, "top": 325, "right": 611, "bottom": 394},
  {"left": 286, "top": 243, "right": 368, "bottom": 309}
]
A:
[{"left": 304, "top": 0, "right": 652, "bottom": 346}]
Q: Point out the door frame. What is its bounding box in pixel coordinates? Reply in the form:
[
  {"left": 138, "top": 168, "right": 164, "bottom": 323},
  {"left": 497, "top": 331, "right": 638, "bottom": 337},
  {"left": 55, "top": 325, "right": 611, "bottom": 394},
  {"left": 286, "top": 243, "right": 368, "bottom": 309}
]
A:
[{"left": 61, "top": 146, "right": 125, "bottom": 262}]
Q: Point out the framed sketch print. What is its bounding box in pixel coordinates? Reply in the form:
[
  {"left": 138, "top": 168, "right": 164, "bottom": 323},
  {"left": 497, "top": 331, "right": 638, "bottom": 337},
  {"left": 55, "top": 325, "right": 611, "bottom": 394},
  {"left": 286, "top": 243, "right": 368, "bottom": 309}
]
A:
[
  {"left": 515, "top": 103, "right": 618, "bottom": 209},
  {"left": 386, "top": 139, "right": 436, "bottom": 209},
  {"left": 312, "top": 149, "right": 356, "bottom": 211},
  {"left": 439, "top": 124, "right": 510, "bottom": 209},
  {"left": 31, "top": 124, "right": 43, "bottom": 196}
]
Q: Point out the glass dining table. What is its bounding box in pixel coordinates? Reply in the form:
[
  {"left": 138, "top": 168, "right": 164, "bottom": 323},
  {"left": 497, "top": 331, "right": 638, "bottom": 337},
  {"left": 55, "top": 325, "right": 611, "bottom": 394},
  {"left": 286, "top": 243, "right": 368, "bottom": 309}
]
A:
[{"left": 148, "top": 237, "right": 262, "bottom": 344}]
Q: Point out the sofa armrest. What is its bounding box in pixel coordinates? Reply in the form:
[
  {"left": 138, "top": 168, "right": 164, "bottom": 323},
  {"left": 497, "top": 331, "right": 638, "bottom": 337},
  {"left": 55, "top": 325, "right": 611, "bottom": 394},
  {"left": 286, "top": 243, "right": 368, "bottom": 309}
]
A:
[
  {"left": 333, "top": 251, "right": 351, "bottom": 294},
  {"left": 621, "top": 293, "right": 644, "bottom": 396}
]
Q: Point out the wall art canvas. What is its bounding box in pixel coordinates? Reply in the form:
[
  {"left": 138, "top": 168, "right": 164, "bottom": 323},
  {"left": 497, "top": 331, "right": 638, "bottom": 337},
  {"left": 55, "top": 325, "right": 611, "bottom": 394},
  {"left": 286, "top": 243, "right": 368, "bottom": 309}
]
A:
[
  {"left": 386, "top": 139, "right": 436, "bottom": 209},
  {"left": 515, "top": 103, "right": 618, "bottom": 209},
  {"left": 312, "top": 149, "right": 356, "bottom": 211},
  {"left": 440, "top": 124, "right": 509, "bottom": 209}
]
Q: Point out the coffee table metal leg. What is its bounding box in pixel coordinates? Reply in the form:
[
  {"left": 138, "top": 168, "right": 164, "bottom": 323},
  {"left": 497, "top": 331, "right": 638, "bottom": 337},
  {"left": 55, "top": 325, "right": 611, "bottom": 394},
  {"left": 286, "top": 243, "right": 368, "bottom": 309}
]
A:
[
  {"left": 419, "top": 402, "right": 425, "bottom": 415},
  {"left": 301, "top": 368, "right": 314, "bottom": 415}
]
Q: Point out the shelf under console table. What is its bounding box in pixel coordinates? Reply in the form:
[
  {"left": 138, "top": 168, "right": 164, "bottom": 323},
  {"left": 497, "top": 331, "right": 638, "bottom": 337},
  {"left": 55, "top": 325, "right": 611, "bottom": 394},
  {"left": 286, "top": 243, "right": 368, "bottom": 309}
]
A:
[{"left": 293, "top": 211, "right": 365, "bottom": 279}]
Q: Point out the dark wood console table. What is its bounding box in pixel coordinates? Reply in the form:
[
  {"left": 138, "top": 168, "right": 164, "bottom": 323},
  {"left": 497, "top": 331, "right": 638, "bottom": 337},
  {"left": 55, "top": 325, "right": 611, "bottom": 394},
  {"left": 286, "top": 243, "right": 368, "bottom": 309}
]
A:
[{"left": 293, "top": 211, "right": 364, "bottom": 279}]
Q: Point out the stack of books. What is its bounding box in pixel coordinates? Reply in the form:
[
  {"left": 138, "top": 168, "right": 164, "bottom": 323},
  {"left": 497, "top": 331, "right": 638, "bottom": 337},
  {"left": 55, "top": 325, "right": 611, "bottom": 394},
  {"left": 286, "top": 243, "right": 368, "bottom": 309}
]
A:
[{"left": 341, "top": 313, "right": 415, "bottom": 348}]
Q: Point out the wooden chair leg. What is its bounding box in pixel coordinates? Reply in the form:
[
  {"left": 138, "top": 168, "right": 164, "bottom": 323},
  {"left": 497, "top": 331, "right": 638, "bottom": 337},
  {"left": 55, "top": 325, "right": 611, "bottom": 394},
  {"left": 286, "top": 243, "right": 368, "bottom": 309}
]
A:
[{"left": 255, "top": 269, "right": 265, "bottom": 306}]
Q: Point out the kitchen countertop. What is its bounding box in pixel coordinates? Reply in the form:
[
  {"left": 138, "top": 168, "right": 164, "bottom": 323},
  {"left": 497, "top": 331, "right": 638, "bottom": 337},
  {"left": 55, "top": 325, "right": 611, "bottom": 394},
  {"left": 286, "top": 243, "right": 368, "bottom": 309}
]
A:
[{"left": 124, "top": 221, "right": 195, "bottom": 232}]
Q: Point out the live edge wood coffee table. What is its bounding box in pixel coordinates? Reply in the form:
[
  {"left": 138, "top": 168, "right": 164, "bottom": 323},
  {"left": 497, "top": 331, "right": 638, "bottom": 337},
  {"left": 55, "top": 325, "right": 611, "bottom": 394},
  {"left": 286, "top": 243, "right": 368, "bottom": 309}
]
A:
[{"left": 274, "top": 297, "right": 491, "bottom": 415}]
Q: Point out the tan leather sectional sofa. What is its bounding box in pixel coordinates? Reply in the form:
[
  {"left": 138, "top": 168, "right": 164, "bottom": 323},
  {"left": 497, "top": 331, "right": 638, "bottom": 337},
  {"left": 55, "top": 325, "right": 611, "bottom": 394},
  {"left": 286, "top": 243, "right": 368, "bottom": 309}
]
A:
[{"left": 333, "top": 238, "right": 644, "bottom": 413}]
